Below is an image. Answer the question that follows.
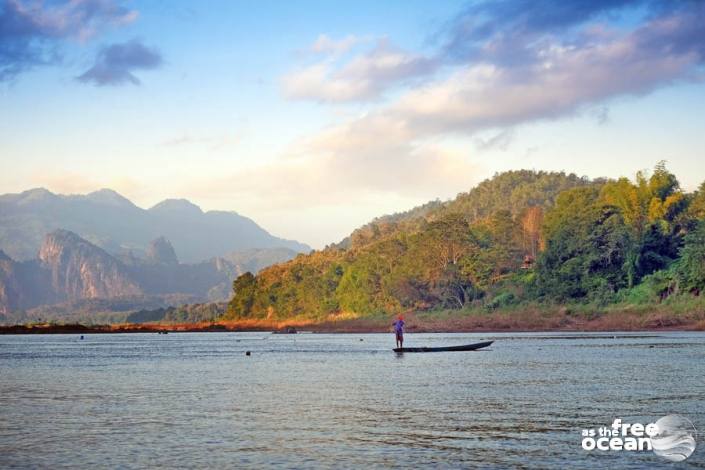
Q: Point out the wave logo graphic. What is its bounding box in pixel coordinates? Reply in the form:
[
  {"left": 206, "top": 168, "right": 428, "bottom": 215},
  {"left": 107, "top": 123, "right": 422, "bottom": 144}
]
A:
[{"left": 651, "top": 415, "right": 697, "bottom": 462}]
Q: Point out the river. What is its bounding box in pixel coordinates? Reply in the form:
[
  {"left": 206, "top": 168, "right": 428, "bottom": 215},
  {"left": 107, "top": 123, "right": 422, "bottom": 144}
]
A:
[{"left": 1, "top": 332, "right": 703, "bottom": 468}]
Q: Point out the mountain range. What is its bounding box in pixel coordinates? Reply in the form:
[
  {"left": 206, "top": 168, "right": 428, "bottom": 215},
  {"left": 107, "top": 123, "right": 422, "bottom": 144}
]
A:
[
  {"left": 0, "top": 189, "right": 309, "bottom": 322},
  {"left": 0, "top": 229, "right": 300, "bottom": 322},
  {"left": 0, "top": 188, "right": 309, "bottom": 262}
]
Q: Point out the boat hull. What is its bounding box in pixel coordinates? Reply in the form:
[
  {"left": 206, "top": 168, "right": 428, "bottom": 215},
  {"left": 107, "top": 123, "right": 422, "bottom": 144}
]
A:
[{"left": 393, "top": 340, "right": 493, "bottom": 353}]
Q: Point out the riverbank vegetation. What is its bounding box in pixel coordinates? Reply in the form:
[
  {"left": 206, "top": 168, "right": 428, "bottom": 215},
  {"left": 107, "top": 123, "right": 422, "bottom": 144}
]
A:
[
  {"left": 225, "top": 163, "right": 705, "bottom": 324},
  {"left": 5, "top": 297, "right": 704, "bottom": 334}
]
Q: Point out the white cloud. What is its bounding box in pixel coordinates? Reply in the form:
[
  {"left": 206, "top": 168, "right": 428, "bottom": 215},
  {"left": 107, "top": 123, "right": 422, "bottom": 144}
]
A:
[
  {"left": 307, "top": 9, "right": 704, "bottom": 149},
  {"left": 181, "top": 138, "right": 480, "bottom": 214},
  {"left": 282, "top": 38, "right": 437, "bottom": 102},
  {"left": 165, "top": 3, "right": 705, "bottom": 247},
  {"left": 310, "top": 34, "right": 360, "bottom": 55},
  {"left": 260, "top": 6, "right": 705, "bottom": 235},
  {"left": 161, "top": 132, "right": 242, "bottom": 151}
]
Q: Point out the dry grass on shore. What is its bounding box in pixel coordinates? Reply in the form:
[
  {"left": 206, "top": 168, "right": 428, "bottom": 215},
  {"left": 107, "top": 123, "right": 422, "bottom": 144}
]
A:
[{"left": 3, "top": 301, "right": 705, "bottom": 334}]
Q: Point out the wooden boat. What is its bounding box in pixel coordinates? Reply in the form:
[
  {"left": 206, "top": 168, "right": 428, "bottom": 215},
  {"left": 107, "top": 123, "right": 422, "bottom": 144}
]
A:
[{"left": 393, "top": 340, "right": 493, "bottom": 353}]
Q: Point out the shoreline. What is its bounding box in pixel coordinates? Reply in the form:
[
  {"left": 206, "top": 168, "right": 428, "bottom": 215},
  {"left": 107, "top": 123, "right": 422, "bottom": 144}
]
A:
[{"left": 2, "top": 307, "right": 704, "bottom": 334}]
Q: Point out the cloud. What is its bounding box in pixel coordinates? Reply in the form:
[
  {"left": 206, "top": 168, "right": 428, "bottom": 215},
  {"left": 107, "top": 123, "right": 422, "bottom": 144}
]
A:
[
  {"left": 0, "top": 0, "right": 137, "bottom": 81},
  {"left": 77, "top": 39, "right": 162, "bottom": 86},
  {"left": 310, "top": 34, "right": 360, "bottom": 55},
  {"left": 282, "top": 37, "right": 437, "bottom": 102},
  {"left": 162, "top": 0, "right": 705, "bottom": 242},
  {"left": 282, "top": 0, "right": 704, "bottom": 113},
  {"left": 397, "top": 5, "right": 705, "bottom": 134},
  {"left": 265, "top": 1, "right": 705, "bottom": 213},
  {"left": 296, "top": 1, "right": 705, "bottom": 144},
  {"left": 161, "top": 132, "right": 242, "bottom": 151},
  {"left": 474, "top": 130, "right": 514, "bottom": 151},
  {"left": 441, "top": 0, "right": 639, "bottom": 64},
  {"left": 185, "top": 141, "right": 480, "bottom": 212}
]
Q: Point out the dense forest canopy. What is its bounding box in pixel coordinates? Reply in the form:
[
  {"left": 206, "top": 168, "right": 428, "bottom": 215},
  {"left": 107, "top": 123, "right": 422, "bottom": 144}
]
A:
[{"left": 225, "top": 164, "right": 705, "bottom": 321}]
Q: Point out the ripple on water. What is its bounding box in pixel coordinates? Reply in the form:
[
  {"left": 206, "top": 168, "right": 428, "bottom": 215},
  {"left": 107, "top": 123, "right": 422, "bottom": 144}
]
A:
[{"left": 1, "top": 332, "right": 704, "bottom": 468}]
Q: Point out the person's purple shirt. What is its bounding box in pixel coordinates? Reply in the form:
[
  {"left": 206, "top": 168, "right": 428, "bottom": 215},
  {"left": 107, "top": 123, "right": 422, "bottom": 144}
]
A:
[{"left": 394, "top": 319, "right": 405, "bottom": 334}]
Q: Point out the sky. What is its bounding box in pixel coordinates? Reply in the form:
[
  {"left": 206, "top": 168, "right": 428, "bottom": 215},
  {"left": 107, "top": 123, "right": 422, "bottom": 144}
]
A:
[{"left": 1, "top": 0, "right": 705, "bottom": 248}]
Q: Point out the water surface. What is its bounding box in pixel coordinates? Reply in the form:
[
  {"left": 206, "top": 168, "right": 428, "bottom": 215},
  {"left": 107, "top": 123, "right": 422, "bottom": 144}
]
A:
[{"left": 1, "top": 332, "right": 704, "bottom": 468}]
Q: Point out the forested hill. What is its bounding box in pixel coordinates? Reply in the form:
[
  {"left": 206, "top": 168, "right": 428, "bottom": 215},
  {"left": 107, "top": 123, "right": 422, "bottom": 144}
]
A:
[
  {"left": 339, "top": 170, "right": 592, "bottom": 250},
  {"left": 227, "top": 163, "right": 705, "bottom": 319},
  {"left": 225, "top": 164, "right": 705, "bottom": 321}
]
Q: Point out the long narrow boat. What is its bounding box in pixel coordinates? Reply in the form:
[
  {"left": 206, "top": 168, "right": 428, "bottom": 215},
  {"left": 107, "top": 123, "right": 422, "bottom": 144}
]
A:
[{"left": 393, "top": 340, "right": 493, "bottom": 353}]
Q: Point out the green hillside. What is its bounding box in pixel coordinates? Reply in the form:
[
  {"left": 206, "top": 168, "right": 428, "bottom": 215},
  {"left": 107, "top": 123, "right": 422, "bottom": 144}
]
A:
[{"left": 225, "top": 163, "right": 705, "bottom": 321}]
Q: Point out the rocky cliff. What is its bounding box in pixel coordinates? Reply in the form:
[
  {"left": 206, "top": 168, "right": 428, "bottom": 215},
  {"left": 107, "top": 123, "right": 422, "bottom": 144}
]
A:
[
  {"left": 0, "top": 250, "right": 22, "bottom": 315},
  {"left": 146, "top": 236, "right": 179, "bottom": 265},
  {"left": 38, "top": 230, "right": 143, "bottom": 301},
  {"left": 0, "top": 230, "right": 299, "bottom": 321}
]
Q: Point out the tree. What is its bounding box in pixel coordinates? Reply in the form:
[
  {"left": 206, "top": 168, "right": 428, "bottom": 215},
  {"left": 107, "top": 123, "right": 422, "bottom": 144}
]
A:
[
  {"left": 543, "top": 186, "right": 601, "bottom": 241},
  {"left": 648, "top": 160, "right": 679, "bottom": 201},
  {"left": 675, "top": 222, "right": 705, "bottom": 294},
  {"left": 423, "top": 213, "right": 472, "bottom": 271},
  {"left": 688, "top": 181, "right": 705, "bottom": 221},
  {"left": 535, "top": 189, "right": 631, "bottom": 301},
  {"left": 599, "top": 163, "right": 686, "bottom": 286},
  {"left": 521, "top": 206, "right": 544, "bottom": 259},
  {"left": 228, "top": 272, "right": 256, "bottom": 317},
  {"left": 432, "top": 264, "right": 476, "bottom": 309},
  {"left": 459, "top": 211, "right": 523, "bottom": 289}
]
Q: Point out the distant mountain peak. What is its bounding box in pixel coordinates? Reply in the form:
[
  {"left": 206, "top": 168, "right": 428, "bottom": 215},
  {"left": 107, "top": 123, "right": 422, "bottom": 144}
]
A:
[
  {"left": 39, "top": 229, "right": 96, "bottom": 263},
  {"left": 17, "top": 188, "right": 56, "bottom": 203},
  {"left": 149, "top": 198, "right": 203, "bottom": 216},
  {"left": 0, "top": 188, "right": 310, "bottom": 262},
  {"left": 85, "top": 188, "right": 135, "bottom": 207},
  {"left": 44, "top": 229, "right": 81, "bottom": 243},
  {"left": 23, "top": 187, "right": 54, "bottom": 196},
  {"left": 37, "top": 230, "right": 143, "bottom": 301},
  {"left": 147, "top": 236, "right": 179, "bottom": 265}
]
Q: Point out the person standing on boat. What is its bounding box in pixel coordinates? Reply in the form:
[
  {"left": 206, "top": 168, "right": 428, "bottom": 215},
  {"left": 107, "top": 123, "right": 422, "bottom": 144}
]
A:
[{"left": 393, "top": 315, "right": 405, "bottom": 348}]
